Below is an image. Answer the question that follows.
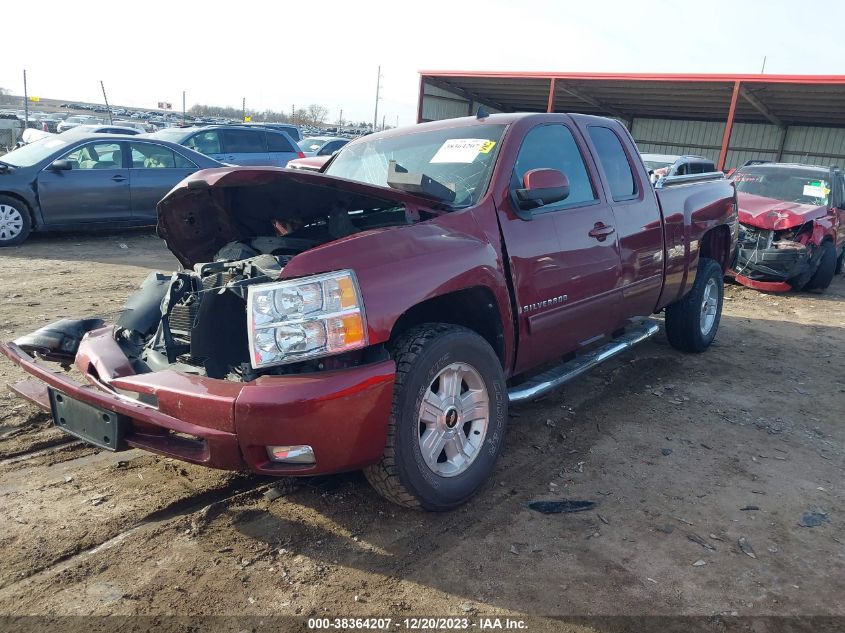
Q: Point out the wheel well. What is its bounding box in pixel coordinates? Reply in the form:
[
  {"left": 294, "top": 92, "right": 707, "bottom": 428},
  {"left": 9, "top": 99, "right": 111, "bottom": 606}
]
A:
[
  {"left": 389, "top": 287, "right": 506, "bottom": 366},
  {"left": 700, "top": 225, "right": 732, "bottom": 271},
  {"left": 0, "top": 192, "right": 35, "bottom": 226}
]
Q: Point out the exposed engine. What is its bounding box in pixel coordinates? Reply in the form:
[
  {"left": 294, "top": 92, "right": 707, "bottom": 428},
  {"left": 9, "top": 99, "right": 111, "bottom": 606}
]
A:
[
  {"left": 113, "top": 199, "right": 416, "bottom": 382},
  {"left": 115, "top": 248, "right": 292, "bottom": 381}
]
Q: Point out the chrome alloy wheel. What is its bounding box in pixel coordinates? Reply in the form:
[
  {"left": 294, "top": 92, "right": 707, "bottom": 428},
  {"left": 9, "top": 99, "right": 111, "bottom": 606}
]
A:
[
  {"left": 700, "top": 277, "right": 719, "bottom": 336},
  {"left": 0, "top": 204, "right": 24, "bottom": 242},
  {"left": 417, "top": 362, "right": 490, "bottom": 477}
]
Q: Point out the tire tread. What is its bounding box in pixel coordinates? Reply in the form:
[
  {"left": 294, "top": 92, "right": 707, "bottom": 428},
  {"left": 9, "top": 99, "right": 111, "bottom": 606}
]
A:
[
  {"left": 364, "top": 323, "right": 462, "bottom": 509},
  {"left": 665, "top": 257, "right": 723, "bottom": 353}
]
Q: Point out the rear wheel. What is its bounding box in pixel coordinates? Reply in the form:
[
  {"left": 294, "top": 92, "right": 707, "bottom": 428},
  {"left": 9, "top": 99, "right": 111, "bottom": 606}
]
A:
[
  {"left": 665, "top": 257, "right": 723, "bottom": 353},
  {"left": 364, "top": 324, "right": 508, "bottom": 510},
  {"left": 805, "top": 241, "right": 836, "bottom": 291},
  {"left": 0, "top": 196, "right": 32, "bottom": 246}
]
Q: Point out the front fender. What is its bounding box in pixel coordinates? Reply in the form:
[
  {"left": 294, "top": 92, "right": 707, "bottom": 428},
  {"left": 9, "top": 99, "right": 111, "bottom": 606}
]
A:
[{"left": 281, "top": 209, "right": 514, "bottom": 367}]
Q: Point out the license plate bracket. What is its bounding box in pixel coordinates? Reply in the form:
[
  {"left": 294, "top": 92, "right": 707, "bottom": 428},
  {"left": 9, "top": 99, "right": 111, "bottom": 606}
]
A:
[{"left": 48, "top": 388, "right": 130, "bottom": 451}]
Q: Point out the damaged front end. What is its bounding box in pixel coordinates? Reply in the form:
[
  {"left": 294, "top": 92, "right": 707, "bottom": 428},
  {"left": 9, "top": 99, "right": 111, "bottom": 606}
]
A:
[
  {"left": 0, "top": 167, "right": 447, "bottom": 472},
  {"left": 732, "top": 223, "right": 815, "bottom": 291},
  {"left": 116, "top": 167, "right": 440, "bottom": 381}
]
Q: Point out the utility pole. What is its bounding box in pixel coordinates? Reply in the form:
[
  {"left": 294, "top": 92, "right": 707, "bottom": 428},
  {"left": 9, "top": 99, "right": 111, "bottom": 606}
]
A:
[
  {"left": 339, "top": 108, "right": 343, "bottom": 131},
  {"left": 382, "top": 115, "right": 385, "bottom": 132},
  {"left": 182, "top": 90, "right": 186, "bottom": 124},
  {"left": 760, "top": 56, "right": 767, "bottom": 73},
  {"left": 100, "top": 80, "right": 112, "bottom": 124},
  {"left": 291, "top": 104, "right": 295, "bottom": 125},
  {"left": 242, "top": 97, "right": 246, "bottom": 122},
  {"left": 22, "top": 69, "right": 28, "bottom": 129},
  {"left": 373, "top": 65, "right": 382, "bottom": 133}
]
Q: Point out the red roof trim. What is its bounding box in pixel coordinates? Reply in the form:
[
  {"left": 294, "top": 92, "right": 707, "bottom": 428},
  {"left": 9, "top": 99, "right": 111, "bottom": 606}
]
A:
[{"left": 419, "top": 71, "right": 845, "bottom": 85}]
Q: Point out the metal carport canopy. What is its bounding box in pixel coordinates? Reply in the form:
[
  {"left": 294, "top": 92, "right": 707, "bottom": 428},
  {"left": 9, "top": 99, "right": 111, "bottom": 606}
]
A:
[{"left": 416, "top": 71, "right": 845, "bottom": 169}]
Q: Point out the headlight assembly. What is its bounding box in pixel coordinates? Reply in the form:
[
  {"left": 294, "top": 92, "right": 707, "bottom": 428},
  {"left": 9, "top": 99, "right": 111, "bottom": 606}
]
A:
[{"left": 247, "top": 270, "right": 367, "bottom": 369}]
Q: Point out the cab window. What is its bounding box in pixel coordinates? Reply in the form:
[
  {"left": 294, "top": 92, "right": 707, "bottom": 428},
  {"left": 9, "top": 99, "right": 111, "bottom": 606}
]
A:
[
  {"left": 513, "top": 124, "right": 596, "bottom": 207},
  {"left": 588, "top": 126, "right": 638, "bottom": 201}
]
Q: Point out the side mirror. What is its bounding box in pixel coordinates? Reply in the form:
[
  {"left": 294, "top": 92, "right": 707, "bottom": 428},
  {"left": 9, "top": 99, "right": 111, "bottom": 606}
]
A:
[
  {"left": 50, "top": 159, "right": 73, "bottom": 171},
  {"left": 514, "top": 168, "right": 569, "bottom": 211}
]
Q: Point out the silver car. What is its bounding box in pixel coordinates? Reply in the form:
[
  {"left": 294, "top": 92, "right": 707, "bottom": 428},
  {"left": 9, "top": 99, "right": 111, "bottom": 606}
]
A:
[
  {"left": 298, "top": 136, "right": 349, "bottom": 158},
  {"left": 147, "top": 125, "right": 303, "bottom": 167}
]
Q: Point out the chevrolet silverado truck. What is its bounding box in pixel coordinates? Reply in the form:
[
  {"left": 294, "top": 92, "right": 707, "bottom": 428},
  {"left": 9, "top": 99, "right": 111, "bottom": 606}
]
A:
[
  {"left": 2, "top": 113, "right": 737, "bottom": 510},
  {"left": 730, "top": 162, "right": 845, "bottom": 292}
]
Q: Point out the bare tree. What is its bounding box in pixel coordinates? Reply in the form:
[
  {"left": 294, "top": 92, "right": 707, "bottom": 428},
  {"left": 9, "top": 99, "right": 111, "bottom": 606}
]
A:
[{"left": 306, "top": 104, "right": 328, "bottom": 126}]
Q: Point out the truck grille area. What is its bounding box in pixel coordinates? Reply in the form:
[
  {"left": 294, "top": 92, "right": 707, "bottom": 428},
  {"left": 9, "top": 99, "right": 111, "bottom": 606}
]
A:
[{"left": 169, "top": 273, "right": 233, "bottom": 341}]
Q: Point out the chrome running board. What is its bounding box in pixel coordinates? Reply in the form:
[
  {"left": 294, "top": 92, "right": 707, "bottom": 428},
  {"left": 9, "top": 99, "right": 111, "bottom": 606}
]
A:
[{"left": 508, "top": 319, "right": 661, "bottom": 404}]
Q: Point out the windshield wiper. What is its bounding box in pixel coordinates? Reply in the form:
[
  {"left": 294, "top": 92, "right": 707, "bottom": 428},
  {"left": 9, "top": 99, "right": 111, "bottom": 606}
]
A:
[
  {"left": 0, "top": 161, "right": 11, "bottom": 173},
  {"left": 386, "top": 160, "right": 456, "bottom": 204}
]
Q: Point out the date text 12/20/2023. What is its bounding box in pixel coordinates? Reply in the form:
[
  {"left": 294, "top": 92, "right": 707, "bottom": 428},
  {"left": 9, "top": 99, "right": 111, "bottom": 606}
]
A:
[{"left": 307, "top": 617, "right": 529, "bottom": 630}]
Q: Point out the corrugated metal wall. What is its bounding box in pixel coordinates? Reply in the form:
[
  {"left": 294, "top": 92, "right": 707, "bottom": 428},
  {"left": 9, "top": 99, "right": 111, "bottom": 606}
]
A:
[
  {"left": 781, "top": 126, "right": 845, "bottom": 166},
  {"left": 421, "top": 84, "right": 501, "bottom": 122},
  {"left": 631, "top": 119, "right": 725, "bottom": 163},
  {"left": 422, "top": 84, "right": 845, "bottom": 169},
  {"left": 632, "top": 118, "right": 845, "bottom": 169}
]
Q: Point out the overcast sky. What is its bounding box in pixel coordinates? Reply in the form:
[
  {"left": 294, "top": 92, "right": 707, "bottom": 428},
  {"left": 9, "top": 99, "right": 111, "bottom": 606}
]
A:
[{"left": 4, "top": 0, "right": 844, "bottom": 125}]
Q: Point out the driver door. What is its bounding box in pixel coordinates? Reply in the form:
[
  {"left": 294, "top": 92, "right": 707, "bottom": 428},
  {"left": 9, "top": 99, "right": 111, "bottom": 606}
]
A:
[
  {"left": 37, "top": 141, "right": 131, "bottom": 225},
  {"left": 495, "top": 122, "right": 622, "bottom": 374}
]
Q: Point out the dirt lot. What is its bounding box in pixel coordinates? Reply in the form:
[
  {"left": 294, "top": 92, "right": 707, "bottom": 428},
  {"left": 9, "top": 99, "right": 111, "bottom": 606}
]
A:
[{"left": 0, "top": 231, "right": 843, "bottom": 628}]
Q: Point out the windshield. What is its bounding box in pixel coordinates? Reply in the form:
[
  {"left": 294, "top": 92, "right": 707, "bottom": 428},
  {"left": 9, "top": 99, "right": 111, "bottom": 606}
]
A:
[
  {"left": 299, "top": 138, "right": 328, "bottom": 153},
  {"left": 734, "top": 168, "right": 830, "bottom": 206},
  {"left": 0, "top": 136, "right": 70, "bottom": 167},
  {"left": 326, "top": 124, "right": 506, "bottom": 207}
]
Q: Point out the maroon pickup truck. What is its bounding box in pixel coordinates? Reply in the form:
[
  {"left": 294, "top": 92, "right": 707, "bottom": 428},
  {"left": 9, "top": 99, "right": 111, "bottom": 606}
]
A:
[{"left": 2, "top": 113, "right": 737, "bottom": 510}]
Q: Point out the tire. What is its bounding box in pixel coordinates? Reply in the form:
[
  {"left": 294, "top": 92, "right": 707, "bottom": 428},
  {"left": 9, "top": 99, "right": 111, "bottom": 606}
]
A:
[
  {"left": 836, "top": 247, "right": 844, "bottom": 276},
  {"left": 364, "top": 324, "right": 508, "bottom": 511},
  {"left": 665, "top": 257, "right": 724, "bottom": 353},
  {"left": 805, "top": 241, "right": 836, "bottom": 291},
  {"left": 0, "top": 195, "right": 32, "bottom": 246}
]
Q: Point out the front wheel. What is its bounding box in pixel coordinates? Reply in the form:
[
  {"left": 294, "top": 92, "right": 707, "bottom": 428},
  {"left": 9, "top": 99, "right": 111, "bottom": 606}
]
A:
[
  {"left": 364, "top": 324, "right": 508, "bottom": 511},
  {"left": 804, "top": 241, "right": 836, "bottom": 291},
  {"left": 665, "top": 257, "right": 724, "bottom": 353},
  {"left": 0, "top": 196, "right": 32, "bottom": 246}
]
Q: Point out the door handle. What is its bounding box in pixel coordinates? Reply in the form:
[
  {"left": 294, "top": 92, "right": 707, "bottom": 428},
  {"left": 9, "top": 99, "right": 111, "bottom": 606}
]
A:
[
  {"left": 111, "top": 175, "right": 127, "bottom": 183},
  {"left": 588, "top": 222, "right": 615, "bottom": 241}
]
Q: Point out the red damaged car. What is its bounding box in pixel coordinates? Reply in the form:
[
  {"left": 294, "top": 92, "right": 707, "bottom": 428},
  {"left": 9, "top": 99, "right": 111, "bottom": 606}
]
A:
[
  {"left": 731, "top": 162, "right": 845, "bottom": 292},
  {"left": 2, "top": 113, "right": 737, "bottom": 510}
]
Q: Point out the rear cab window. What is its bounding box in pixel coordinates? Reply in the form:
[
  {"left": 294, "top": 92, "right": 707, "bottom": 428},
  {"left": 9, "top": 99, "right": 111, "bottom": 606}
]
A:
[{"left": 588, "top": 126, "right": 638, "bottom": 201}]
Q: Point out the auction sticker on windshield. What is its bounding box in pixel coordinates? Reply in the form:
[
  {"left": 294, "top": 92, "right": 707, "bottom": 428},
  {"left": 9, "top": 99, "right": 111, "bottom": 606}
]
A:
[
  {"left": 430, "top": 139, "right": 496, "bottom": 164},
  {"left": 802, "top": 181, "right": 829, "bottom": 198}
]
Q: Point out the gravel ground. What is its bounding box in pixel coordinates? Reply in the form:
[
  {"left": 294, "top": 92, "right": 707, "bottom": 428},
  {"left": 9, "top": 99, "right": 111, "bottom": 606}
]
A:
[{"left": 0, "top": 230, "right": 843, "bottom": 628}]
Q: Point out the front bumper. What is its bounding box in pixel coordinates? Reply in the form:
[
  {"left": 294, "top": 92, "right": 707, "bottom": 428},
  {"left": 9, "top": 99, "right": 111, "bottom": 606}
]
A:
[
  {"left": 731, "top": 241, "right": 811, "bottom": 292},
  {"left": 2, "top": 326, "right": 395, "bottom": 476}
]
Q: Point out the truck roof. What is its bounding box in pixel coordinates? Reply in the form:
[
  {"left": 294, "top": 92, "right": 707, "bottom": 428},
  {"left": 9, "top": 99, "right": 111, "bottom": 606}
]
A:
[{"left": 367, "top": 112, "right": 621, "bottom": 141}]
